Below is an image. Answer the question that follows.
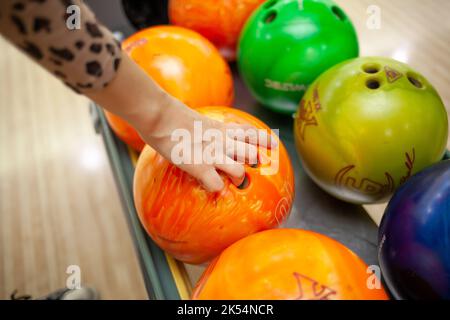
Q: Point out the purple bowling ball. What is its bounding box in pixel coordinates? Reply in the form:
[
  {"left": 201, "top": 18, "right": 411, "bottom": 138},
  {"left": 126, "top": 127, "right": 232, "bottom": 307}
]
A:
[{"left": 379, "top": 160, "right": 450, "bottom": 299}]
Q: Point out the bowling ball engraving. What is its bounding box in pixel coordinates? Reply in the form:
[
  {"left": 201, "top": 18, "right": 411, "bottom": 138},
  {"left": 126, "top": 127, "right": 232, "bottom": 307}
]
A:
[
  {"left": 192, "top": 229, "right": 389, "bottom": 299},
  {"left": 294, "top": 57, "right": 448, "bottom": 204}
]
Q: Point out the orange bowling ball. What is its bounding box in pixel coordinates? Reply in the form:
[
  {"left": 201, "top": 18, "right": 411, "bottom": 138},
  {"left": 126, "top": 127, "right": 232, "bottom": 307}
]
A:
[
  {"left": 133, "top": 107, "right": 294, "bottom": 264},
  {"left": 169, "top": 0, "right": 266, "bottom": 61},
  {"left": 104, "top": 112, "right": 145, "bottom": 152},
  {"left": 192, "top": 229, "right": 389, "bottom": 300},
  {"left": 105, "top": 26, "right": 234, "bottom": 151}
]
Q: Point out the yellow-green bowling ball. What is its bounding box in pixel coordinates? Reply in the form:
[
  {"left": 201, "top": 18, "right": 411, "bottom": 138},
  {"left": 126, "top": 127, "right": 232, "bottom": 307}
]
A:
[{"left": 294, "top": 57, "right": 448, "bottom": 204}]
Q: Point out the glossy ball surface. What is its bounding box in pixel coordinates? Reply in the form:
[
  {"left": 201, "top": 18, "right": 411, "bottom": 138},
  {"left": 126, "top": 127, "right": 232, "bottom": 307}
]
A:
[
  {"left": 106, "top": 26, "right": 234, "bottom": 151},
  {"left": 294, "top": 57, "right": 448, "bottom": 204},
  {"left": 192, "top": 229, "right": 389, "bottom": 299},
  {"left": 169, "top": 0, "right": 266, "bottom": 61},
  {"left": 104, "top": 111, "right": 145, "bottom": 152},
  {"left": 133, "top": 107, "right": 294, "bottom": 264},
  {"left": 379, "top": 160, "right": 450, "bottom": 299},
  {"left": 238, "top": 0, "right": 358, "bottom": 114}
]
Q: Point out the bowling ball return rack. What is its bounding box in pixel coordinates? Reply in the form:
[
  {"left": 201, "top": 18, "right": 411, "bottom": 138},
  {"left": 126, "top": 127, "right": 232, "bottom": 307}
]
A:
[{"left": 90, "top": 66, "right": 450, "bottom": 300}]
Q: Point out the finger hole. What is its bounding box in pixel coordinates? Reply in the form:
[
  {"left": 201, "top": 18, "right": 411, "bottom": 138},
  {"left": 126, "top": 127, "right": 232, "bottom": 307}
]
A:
[
  {"left": 250, "top": 159, "right": 259, "bottom": 168},
  {"left": 237, "top": 174, "right": 250, "bottom": 190}
]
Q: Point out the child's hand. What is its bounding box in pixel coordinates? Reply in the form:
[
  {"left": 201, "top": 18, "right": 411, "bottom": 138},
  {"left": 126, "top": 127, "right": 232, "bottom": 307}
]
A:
[
  {"left": 136, "top": 99, "right": 276, "bottom": 192},
  {"left": 87, "top": 55, "right": 276, "bottom": 192}
]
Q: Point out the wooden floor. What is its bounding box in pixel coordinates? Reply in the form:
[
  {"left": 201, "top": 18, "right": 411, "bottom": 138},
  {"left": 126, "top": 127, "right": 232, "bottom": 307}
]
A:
[
  {"left": 0, "top": 0, "right": 449, "bottom": 299},
  {"left": 0, "top": 38, "right": 147, "bottom": 299}
]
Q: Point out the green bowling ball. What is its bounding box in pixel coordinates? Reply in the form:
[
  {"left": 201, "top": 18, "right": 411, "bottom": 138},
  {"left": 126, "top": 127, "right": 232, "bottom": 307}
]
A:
[{"left": 238, "top": 0, "right": 359, "bottom": 114}]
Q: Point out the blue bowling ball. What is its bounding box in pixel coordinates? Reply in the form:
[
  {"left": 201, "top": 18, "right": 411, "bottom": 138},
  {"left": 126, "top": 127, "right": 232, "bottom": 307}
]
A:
[{"left": 379, "top": 160, "right": 450, "bottom": 299}]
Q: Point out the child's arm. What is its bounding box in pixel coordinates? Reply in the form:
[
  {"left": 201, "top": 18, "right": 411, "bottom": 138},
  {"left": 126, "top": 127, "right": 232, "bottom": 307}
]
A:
[{"left": 0, "top": 0, "right": 274, "bottom": 192}]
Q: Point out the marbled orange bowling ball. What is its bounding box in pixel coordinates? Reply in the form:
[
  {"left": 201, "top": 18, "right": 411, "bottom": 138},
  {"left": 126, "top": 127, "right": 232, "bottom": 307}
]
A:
[
  {"left": 192, "top": 229, "right": 389, "bottom": 299},
  {"left": 169, "top": 0, "right": 266, "bottom": 61},
  {"left": 133, "top": 107, "right": 294, "bottom": 264},
  {"left": 105, "top": 26, "right": 234, "bottom": 151}
]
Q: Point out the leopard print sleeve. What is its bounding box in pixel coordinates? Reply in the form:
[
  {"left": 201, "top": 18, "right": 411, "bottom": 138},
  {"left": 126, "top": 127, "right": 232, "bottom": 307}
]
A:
[{"left": 0, "top": 0, "right": 122, "bottom": 93}]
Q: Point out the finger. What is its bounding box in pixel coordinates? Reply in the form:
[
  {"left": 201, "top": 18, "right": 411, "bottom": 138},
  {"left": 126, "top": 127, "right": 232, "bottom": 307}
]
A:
[
  {"left": 225, "top": 123, "right": 278, "bottom": 149},
  {"left": 257, "top": 129, "right": 278, "bottom": 149},
  {"left": 225, "top": 123, "right": 257, "bottom": 144},
  {"left": 179, "top": 164, "right": 224, "bottom": 192},
  {"left": 215, "top": 157, "right": 245, "bottom": 187},
  {"left": 197, "top": 168, "right": 225, "bottom": 192},
  {"left": 225, "top": 138, "right": 258, "bottom": 165}
]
